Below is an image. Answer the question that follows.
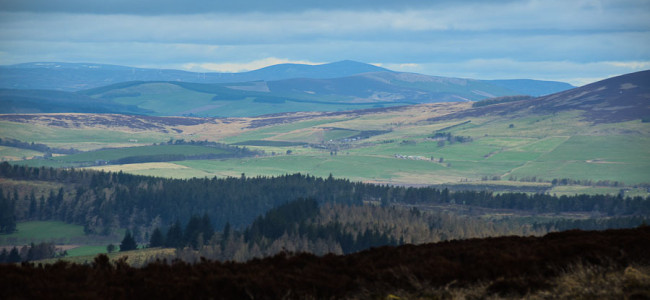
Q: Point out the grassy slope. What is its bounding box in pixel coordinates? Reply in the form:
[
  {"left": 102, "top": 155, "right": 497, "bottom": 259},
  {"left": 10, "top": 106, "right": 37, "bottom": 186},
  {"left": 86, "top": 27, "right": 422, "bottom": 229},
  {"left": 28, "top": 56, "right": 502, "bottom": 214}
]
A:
[
  {"left": 0, "top": 121, "right": 172, "bottom": 151},
  {"left": 54, "top": 144, "right": 227, "bottom": 162},
  {"left": 0, "top": 146, "right": 43, "bottom": 161},
  {"left": 15, "top": 144, "right": 231, "bottom": 168},
  {"left": 2, "top": 106, "right": 649, "bottom": 192},
  {"left": 100, "top": 82, "right": 405, "bottom": 117},
  {"left": 36, "top": 247, "right": 176, "bottom": 266}
]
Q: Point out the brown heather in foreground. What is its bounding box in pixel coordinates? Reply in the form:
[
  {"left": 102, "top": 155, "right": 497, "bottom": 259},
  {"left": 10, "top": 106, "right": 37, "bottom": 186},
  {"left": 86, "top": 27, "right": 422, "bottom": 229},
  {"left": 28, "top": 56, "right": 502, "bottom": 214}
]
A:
[
  {"left": 1, "top": 227, "right": 649, "bottom": 299},
  {"left": 382, "top": 264, "right": 650, "bottom": 299}
]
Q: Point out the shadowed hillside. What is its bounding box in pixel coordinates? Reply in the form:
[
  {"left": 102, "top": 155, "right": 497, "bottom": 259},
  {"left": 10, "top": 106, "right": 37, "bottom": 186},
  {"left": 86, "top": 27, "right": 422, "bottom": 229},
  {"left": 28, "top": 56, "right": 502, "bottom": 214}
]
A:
[
  {"left": 0, "top": 89, "right": 151, "bottom": 114},
  {"left": 430, "top": 70, "right": 650, "bottom": 123}
]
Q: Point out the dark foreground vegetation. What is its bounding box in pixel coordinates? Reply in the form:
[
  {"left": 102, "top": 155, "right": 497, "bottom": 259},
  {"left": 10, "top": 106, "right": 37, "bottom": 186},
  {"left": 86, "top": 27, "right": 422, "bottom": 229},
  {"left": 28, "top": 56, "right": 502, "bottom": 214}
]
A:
[{"left": 1, "top": 227, "right": 649, "bottom": 299}]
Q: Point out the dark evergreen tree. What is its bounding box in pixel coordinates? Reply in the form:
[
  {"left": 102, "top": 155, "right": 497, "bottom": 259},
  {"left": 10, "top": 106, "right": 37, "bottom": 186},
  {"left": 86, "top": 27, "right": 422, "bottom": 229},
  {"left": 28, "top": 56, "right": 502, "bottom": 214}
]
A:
[
  {"left": 0, "top": 189, "right": 16, "bottom": 234},
  {"left": 184, "top": 215, "right": 202, "bottom": 249},
  {"left": 0, "top": 248, "right": 7, "bottom": 263},
  {"left": 119, "top": 230, "right": 137, "bottom": 252},
  {"left": 200, "top": 213, "right": 214, "bottom": 242},
  {"left": 165, "top": 221, "right": 184, "bottom": 248},
  {"left": 149, "top": 227, "right": 165, "bottom": 248},
  {"left": 1, "top": 161, "right": 649, "bottom": 248},
  {"left": 7, "top": 247, "right": 21, "bottom": 263},
  {"left": 221, "top": 222, "right": 231, "bottom": 251},
  {"left": 38, "top": 195, "right": 45, "bottom": 220},
  {"left": 28, "top": 192, "right": 37, "bottom": 219}
]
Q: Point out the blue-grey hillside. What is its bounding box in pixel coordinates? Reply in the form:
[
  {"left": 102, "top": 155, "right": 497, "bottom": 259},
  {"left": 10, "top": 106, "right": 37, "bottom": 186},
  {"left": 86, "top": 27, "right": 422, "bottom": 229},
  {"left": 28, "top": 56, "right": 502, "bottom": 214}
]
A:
[
  {"left": 1, "top": 61, "right": 571, "bottom": 96},
  {"left": 73, "top": 73, "right": 542, "bottom": 117},
  {"left": 0, "top": 61, "right": 388, "bottom": 91},
  {"left": 0, "top": 89, "right": 150, "bottom": 115},
  {"left": 487, "top": 79, "right": 574, "bottom": 97},
  {"left": 0, "top": 60, "right": 578, "bottom": 117}
]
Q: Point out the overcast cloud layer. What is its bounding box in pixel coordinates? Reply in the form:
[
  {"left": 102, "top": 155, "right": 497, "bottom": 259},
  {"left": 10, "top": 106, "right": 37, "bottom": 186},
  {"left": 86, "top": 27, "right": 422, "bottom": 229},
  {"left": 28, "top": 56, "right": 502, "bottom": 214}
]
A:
[{"left": 1, "top": 0, "right": 649, "bottom": 85}]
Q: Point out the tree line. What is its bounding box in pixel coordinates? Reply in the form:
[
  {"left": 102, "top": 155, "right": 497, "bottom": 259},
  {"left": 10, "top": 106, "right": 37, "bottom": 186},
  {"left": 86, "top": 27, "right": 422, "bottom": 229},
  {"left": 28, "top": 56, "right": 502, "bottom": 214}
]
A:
[
  {"left": 163, "top": 199, "right": 549, "bottom": 263},
  {"left": 0, "top": 188, "right": 16, "bottom": 233},
  {"left": 0, "top": 242, "right": 61, "bottom": 263},
  {"left": 0, "top": 138, "right": 80, "bottom": 155},
  {"left": 1, "top": 162, "right": 649, "bottom": 239}
]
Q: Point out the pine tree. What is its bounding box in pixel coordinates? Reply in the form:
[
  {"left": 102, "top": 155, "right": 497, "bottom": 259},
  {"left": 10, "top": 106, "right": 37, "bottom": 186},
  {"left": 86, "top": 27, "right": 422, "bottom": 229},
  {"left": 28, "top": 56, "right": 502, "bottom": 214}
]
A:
[
  {"left": 0, "top": 189, "right": 16, "bottom": 234},
  {"left": 7, "top": 247, "right": 21, "bottom": 263},
  {"left": 0, "top": 248, "right": 7, "bottom": 263},
  {"left": 28, "top": 192, "right": 37, "bottom": 219},
  {"left": 165, "top": 220, "right": 184, "bottom": 248},
  {"left": 200, "top": 213, "right": 214, "bottom": 242},
  {"left": 38, "top": 195, "right": 45, "bottom": 220},
  {"left": 119, "top": 230, "right": 137, "bottom": 252},
  {"left": 149, "top": 227, "right": 165, "bottom": 248},
  {"left": 184, "top": 215, "right": 202, "bottom": 249},
  {"left": 221, "top": 222, "right": 231, "bottom": 251}
]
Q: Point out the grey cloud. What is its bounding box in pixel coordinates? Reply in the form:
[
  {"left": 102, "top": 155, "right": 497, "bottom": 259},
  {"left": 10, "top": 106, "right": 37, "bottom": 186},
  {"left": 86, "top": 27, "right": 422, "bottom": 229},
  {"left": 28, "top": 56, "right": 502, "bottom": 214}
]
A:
[
  {"left": 0, "top": 0, "right": 648, "bottom": 84},
  {"left": 0, "top": 0, "right": 515, "bottom": 14}
]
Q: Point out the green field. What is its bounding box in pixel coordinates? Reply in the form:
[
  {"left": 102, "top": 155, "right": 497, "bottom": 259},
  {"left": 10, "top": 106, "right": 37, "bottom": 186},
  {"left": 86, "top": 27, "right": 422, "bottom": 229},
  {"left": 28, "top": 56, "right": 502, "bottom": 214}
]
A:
[
  {"left": 66, "top": 245, "right": 110, "bottom": 257},
  {"left": 16, "top": 144, "right": 231, "bottom": 168},
  {"left": 509, "top": 135, "right": 650, "bottom": 183},
  {"left": 232, "top": 140, "right": 307, "bottom": 147},
  {"left": 0, "top": 146, "right": 43, "bottom": 161},
  {"left": 0, "top": 221, "right": 86, "bottom": 245},
  {"left": 36, "top": 247, "right": 176, "bottom": 267},
  {"left": 0, "top": 121, "right": 173, "bottom": 151},
  {"left": 173, "top": 154, "right": 461, "bottom": 184},
  {"left": 31, "top": 112, "right": 647, "bottom": 187},
  {"left": 56, "top": 144, "right": 227, "bottom": 162},
  {"left": 3, "top": 105, "right": 650, "bottom": 188}
]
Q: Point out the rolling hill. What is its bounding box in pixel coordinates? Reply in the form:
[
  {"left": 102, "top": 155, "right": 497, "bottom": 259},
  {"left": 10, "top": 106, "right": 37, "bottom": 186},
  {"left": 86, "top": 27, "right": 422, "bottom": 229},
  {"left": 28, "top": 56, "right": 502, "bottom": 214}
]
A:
[
  {"left": 76, "top": 73, "right": 522, "bottom": 117},
  {"left": 0, "top": 61, "right": 389, "bottom": 91},
  {"left": 0, "top": 65, "right": 573, "bottom": 117},
  {"left": 0, "top": 61, "right": 572, "bottom": 95},
  {"left": 0, "top": 70, "right": 647, "bottom": 191},
  {"left": 0, "top": 89, "right": 151, "bottom": 115},
  {"left": 431, "top": 70, "right": 650, "bottom": 124},
  {"left": 0, "top": 61, "right": 573, "bottom": 114}
]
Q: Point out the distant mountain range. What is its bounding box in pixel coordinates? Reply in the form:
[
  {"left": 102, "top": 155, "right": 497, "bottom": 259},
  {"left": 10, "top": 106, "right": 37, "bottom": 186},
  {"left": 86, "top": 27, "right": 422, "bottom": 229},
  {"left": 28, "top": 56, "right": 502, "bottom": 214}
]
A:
[
  {"left": 0, "top": 60, "right": 389, "bottom": 91},
  {"left": 0, "top": 60, "right": 577, "bottom": 117},
  {"left": 0, "top": 60, "right": 572, "bottom": 94}
]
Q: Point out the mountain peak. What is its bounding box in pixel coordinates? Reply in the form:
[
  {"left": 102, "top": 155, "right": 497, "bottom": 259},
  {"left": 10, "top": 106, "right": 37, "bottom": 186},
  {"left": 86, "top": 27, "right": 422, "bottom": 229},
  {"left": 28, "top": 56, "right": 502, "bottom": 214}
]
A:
[{"left": 246, "top": 60, "right": 389, "bottom": 80}]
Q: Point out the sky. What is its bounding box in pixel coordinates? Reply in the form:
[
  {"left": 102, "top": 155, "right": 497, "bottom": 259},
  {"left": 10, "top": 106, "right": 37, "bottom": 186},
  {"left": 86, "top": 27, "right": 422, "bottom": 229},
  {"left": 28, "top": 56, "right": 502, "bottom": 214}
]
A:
[{"left": 0, "top": 0, "right": 649, "bottom": 86}]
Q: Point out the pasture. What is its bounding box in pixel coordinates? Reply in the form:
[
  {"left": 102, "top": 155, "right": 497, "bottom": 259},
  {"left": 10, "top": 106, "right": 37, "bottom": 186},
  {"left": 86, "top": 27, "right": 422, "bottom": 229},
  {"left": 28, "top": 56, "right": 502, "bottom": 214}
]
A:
[
  {"left": 0, "top": 221, "right": 86, "bottom": 245},
  {"left": 1, "top": 103, "right": 648, "bottom": 190},
  {"left": 0, "top": 121, "right": 172, "bottom": 151},
  {"left": 0, "top": 146, "right": 43, "bottom": 161},
  {"left": 15, "top": 144, "right": 231, "bottom": 168},
  {"left": 36, "top": 247, "right": 176, "bottom": 267}
]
